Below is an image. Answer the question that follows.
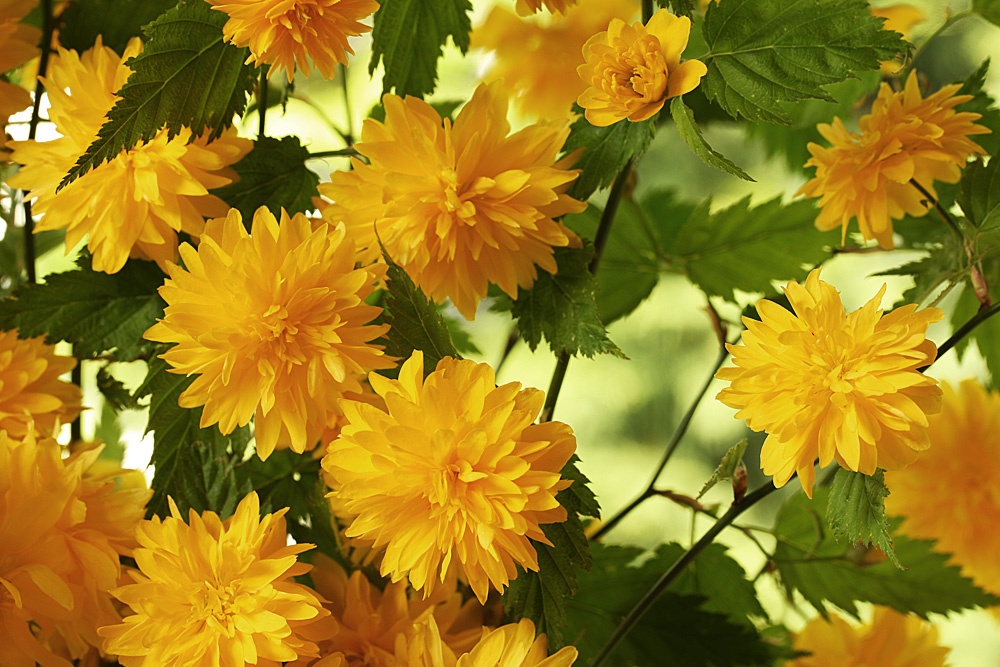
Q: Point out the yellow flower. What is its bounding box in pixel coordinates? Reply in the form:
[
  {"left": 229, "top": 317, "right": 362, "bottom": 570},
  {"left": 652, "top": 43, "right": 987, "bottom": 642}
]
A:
[
  {"left": 208, "top": 0, "right": 379, "bottom": 83},
  {"left": 144, "top": 207, "right": 392, "bottom": 460},
  {"left": 715, "top": 269, "right": 943, "bottom": 497},
  {"left": 0, "top": 432, "right": 149, "bottom": 667},
  {"left": 0, "top": 0, "right": 37, "bottom": 162},
  {"left": 7, "top": 40, "right": 252, "bottom": 274},
  {"left": 319, "top": 80, "right": 585, "bottom": 320},
  {"left": 0, "top": 329, "right": 82, "bottom": 438},
  {"left": 796, "top": 71, "right": 989, "bottom": 249},
  {"left": 323, "top": 351, "right": 577, "bottom": 604},
  {"left": 785, "top": 607, "right": 949, "bottom": 667},
  {"left": 458, "top": 618, "right": 577, "bottom": 667},
  {"left": 514, "top": 0, "right": 579, "bottom": 16},
  {"left": 576, "top": 8, "right": 707, "bottom": 127},
  {"left": 474, "top": 0, "right": 638, "bottom": 120},
  {"left": 99, "top": 492, "right": 334, "bottom": 667},
  {"left": 885, "top": 380, "right": 1000, "bottom": 599},
  {"left": 871, "top": 4, "right": 925, "bottom": 39},
  {"left": 299, "top": 555, "right": 485, "bottom": 667}
]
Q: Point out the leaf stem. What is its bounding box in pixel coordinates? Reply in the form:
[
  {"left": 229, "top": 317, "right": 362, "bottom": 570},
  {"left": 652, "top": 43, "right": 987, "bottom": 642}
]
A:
[
  {"left": 308, "top": 148, "right": 359, "bottom": 159},
  {"left": 590, "top": 342, "right": 730, "bottom": 540},
  {"left": 257, "top": 69, "right": 268, "bottom": 140},
  {"left": 923, "top": 300, "right": 1000, "bottom": 371},
  {"left": 339, "top": 63, "right": 355, "bottom": 146},
  {"left": 909, "top": 179, "right": 960, "bottom": 238},
  {"left": 642, "top": 0, "right": 653, "bottom": 22},
  {"left": 21, "top": 0, "right": 54, "bottom": 285},
  {"left": 587, "top": 481, "right": 779, "bottom": 667},
  {"left": 542, "top": 161, "right": 634, "bottom": 421},
  {"left": 902, "top": 10, "right": 974, "bottom": 81}
]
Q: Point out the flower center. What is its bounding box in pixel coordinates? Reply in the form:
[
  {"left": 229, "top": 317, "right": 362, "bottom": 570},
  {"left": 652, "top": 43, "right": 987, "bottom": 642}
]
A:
[{"left": 606, "top": 35, "right": 668, "bottom": 102}]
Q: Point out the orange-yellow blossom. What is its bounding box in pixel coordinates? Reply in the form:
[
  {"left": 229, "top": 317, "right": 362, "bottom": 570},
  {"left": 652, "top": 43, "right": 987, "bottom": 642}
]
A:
[
  {"left": 716, "top": 269, "right": 942, "bottom": 497},
  {"left": 577, "top": 8, "right": 707, "bottom": 126},
  {"left": 320, "top": 80, "right": 585, "bottom": 320},
  {"left": 0, "top": 329, "right": 82, "bottom": 438},
  {"left": 323, "top": 351, "right": 576, "bottom": 603},
  {"left": 797, "top": 71, "right": 988, "bottom": 249},
  {"left": 208, "top": 0, "right": 379, "bottom": 82},
  {"left": 144, "top": 207, "right": 392, "bottom": 459}
]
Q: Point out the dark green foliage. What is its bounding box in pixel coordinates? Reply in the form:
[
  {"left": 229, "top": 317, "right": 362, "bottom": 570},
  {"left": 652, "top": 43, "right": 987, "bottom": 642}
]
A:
[
  {"left": 244, "top": 449, "right": 344, "bottom": 562},
  {"left": 827, "top": 469, "right": 901, "bottom": 568},
  {"left": 58, "top": 0, "right": 178, "bottom": 55},
  {"left": 211, "top": 136, "right": 320, "bottom": 220},
  {"left": 563, "top": 107, "right": 657, "bottom": 200},
  {"left": 369, "top": 0, "right": 472, "bottom": 97},
  {"left": 701, "top": 0, "right": 905, "bottom": 124},
  {"left": 503, "top": 458, "right": 598, "bottom": 649},
  {"left": 0, "top": 256, "right": 164, "bottom": 360},
  {"left": 878, "top": 233, "right": 967, "bottom": 308},
  {"left": 956, "top": 59, "right": 1000, "bottom": 156},
  {"left": 659, "top": 196, "right": 835, "bottom": 302},
  {"left": 773, "top": 489, "right": 1000, "bottom": 618},
  {"left": 97, "top": 366, "right": 140, "bottom": 411},
  {"left": 0, "top": 228, "right": 63, "bottom": 298},
  {"left": 670, "top": 97, "right": 754, "bottom": 181},
  {"left": 508, "top": 245, "right": 624, "bottom": 358},
  {"left": 382, "top": 257, "right": 461, "bottom": 373},
  {"left": 136, "top": 356, "right": 251, "bottom": 519},
  {"left": 565, "top": 543, "right": 777, "bottom": 666},
  {"left": 656, "top": 0, "right": 695, "bottom": 18},
  {"left": 959, "top": 149, "right": 1000, "bottom": 230},
  {"left": 974, "top": 0, "right": 1000, "bottom": 27},
  {"left": 564, "top": 199, "right": 668, "bottom": 324},
  {"left": 699, "top": 439, "right": 748, "bottom": 500},
  {"left": 950, "top": 282, "right": 1000, "bottom": 386},
  {"left": 60, "top": 0, "right": 255, "bottom": 189}
]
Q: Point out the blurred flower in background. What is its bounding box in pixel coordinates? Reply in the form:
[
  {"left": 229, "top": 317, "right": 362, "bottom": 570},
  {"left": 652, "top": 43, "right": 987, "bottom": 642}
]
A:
[{"left": 0, "top": 328, "right": 81, "bottom": 438}]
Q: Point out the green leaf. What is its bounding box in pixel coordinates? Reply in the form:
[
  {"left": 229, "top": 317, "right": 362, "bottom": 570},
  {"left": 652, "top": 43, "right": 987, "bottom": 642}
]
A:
[
  {"left": 211, "top": 136, "right": 320, "bottom": 221},
  {"left": 773, "top": 489, "right": 1000, "bottom": 618},
  {"left": 656, "top": 0, "right": 695, "bottom": 18},
  {"left": 60, "top": 0, "right": 255, "bottom": 189},
  {"left": 698, "top": 438, "right": 748, "bottom": 500},
  {"left": 383, "top": 257, "right": 461, "bottom": 373},
  {"left": 877, "top": 235, "right": 967, "bottom": 308},
  {"left": 136, "top": 355, "right": 251, "bottom": 519},
  {"left": 564, "top": 198, "right": 669, "bottom": 324},
  {"left": 662, "top": 196, "right": 835, "bottom": 302},
  {"left": 369, "top": 0, "right": 472, "bottom": 98},
  {"left": 58, "top": 0, "right": 178, "bottom": 55},
  {"left": 959, "top": 151, "right": 1000, "bottom": 230},
  {"left": 955, "top": 59, "right": 1000, "bottom": 157},
  {"left": 656, "top": 542, "right": 768, "bottom": 626},
  {"left": 563, "top": 107, "right": 657, "bottom": 200},
  {"left": 950, "top": 281, "right": 1000, "bottom": 385},
  {"left": 0, "top": 257, "right": 165, "bottom": 361},
  {"left": 97, "top": 366, "right": 140, "bottom": 411},
  {"left": 503, "top": 458, "right": 598, "bottom": 649},
  {"left": 701, "top": 0, "right": 905, "bottom": 124},
  {"left": 0, "top": 228, "right": 63, "bottom": 298},
  {"left": 974, "top": 0, "right": 1000, "bottom": 25},
  {"left": 670, "top": 97, "right": 754, "bottom": 181},
  {"left": 827, "top": 469, "right": 901, "bottom": 569},
  {"left": 565, "top": 544, "right": 776, "bottom": 666},
  {"left": 508, "top": 245, "right": 625, "bottom": 358},
  {"left": 244, "top": 449, "right": 345, "bottom": 562}
]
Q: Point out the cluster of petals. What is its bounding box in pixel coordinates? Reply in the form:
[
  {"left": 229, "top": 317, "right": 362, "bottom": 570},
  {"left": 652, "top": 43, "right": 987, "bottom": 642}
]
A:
[
  {"left": 0, "top": 328, "right": 82, "bottom": 438},
  {"left": 0, "top": 432, "right": 150, "bottom": 667},
  {"left": 787, "top": 606, "right": 949, "bottom": 667},
  {"left": 7, "top": 39, "right": 252, "bottom": 274},
  {"left": 323, "top": 351, "right": 577, "bottom": 603},
  {"left": 320, "top": 80, "right": 585, "bottom": 320},
  {"left": 576, "top": 9, "right": 707, "bottom": 127},
  {"left": 0, "top": 0, "right": 37, "bottom": 160},
  {"left": 209, "top": 0, "right": 379, "bottom": 83},
  {"left": 885, "top": 380, "right": 1000, "bottom": 601},
  {"left": 514, "top": 0, "right": 579, "bottom": 16},
  {"left": 99, "top": 492, "right": 335, "bottom": 666},
  {"left": 715, "top": 268, "right": 943, "bottom": 497},
  {"left": 797, "top": 71, "right": 989, "bottom": 249},
  {"left": 298, "top": 555, "right": 485, "bottom": 666},
  {"left": 144, "top": 206, "right": 392, "bottom": 460},
  {"left": 473, "top": 0, "right": 637, "bottom": 120}
]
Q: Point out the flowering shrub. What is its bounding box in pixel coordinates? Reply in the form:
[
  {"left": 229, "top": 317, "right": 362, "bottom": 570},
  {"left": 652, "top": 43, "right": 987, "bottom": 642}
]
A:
[{"left": 2, "top": 0, "right": 1000, "bottom": 665}]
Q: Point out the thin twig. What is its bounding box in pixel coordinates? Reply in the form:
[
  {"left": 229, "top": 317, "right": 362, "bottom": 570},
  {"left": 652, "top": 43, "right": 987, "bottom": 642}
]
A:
[
  {"left": 587, "top": 482, "right": 779, "bottom": 667},
  {"left": 22, "top": 0, "right": 54, "bottom": 285},
  {"left": 257, "top": 69, "right": 268, "bottom": 140},
  {"left": 590, "top": 342, "right": 731, "bottom": 540},
  {"left": 923, "top": 300, "right": 1000, "bottom": 371},
  {"left": 541, "top": 162, "right": 634, "bottom": 422},
  {"left": 338, "top": 63, "right": 354, "bottom": 146},
  {"left": 308, "top": 148, "right": 359, "bottom": 159},
  {"left": 910, "top": 179, "right": 960, "bottom": 237},
  {"left": 641, "top": 0, "right": 654, "bottom": 22}
]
